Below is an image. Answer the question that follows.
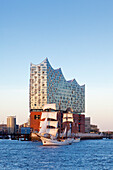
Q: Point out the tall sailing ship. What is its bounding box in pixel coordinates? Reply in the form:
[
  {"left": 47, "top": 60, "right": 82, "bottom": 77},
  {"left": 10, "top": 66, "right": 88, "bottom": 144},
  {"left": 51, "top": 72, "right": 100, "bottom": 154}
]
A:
[{"left": 38, "top": 104, "right": 74, "bottom": 146}]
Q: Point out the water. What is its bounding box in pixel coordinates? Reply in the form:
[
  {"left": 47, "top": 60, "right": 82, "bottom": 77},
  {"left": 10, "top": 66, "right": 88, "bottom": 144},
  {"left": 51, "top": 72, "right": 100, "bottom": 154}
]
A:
[{"left": 0, "top": 139, "right": 113, "bottom": 170}]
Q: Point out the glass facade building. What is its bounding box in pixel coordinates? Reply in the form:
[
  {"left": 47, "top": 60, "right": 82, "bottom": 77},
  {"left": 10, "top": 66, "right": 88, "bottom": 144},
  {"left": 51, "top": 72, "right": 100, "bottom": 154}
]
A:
[
  {"left": 30, "top": 58, "right": 85, "bottom": 113},
  {"left": 7, "top": 116, "right": 16, "bottom": 134}
]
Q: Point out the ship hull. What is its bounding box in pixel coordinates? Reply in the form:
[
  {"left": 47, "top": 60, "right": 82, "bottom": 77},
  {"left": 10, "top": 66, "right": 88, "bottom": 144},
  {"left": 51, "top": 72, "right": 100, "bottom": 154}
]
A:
[
  {"left": 73, "top": 138, "right": 80, "bottom": 143},
  {"left": 40, "top": 136, "right": 74, "bottom": 146}
]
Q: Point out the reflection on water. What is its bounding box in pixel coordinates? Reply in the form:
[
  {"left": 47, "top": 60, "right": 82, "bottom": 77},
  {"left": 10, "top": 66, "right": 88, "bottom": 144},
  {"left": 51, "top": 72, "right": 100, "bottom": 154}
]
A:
[
  {"left": 0, "top": 139, "right": 113, "bottom": 169},
  {"left": 40, "top": 145, "right": 59, "bottom": 149}
]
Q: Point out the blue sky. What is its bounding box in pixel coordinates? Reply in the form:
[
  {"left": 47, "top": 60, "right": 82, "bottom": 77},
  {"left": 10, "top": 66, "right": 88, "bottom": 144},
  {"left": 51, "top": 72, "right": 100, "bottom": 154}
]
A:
[{"left": 0, "top": 0, "right": 113, "bottom": 131}]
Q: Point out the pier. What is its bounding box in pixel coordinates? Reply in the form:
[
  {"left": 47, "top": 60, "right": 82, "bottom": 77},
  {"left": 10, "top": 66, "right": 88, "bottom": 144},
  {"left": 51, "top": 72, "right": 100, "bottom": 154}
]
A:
[
  {"left": 0, "top": 133, "right": 31, "bottom": 141},
  {"left": 76, "top": 133, "right": 113, "bottom": 140},
  {"left": 0, "top": 132, "right": 113, "bottom": 141}
]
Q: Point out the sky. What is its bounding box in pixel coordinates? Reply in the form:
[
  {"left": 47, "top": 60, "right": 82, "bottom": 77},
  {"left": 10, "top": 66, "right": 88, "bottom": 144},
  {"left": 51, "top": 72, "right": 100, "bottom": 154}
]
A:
[{"left": 0, "top": 0, "right": 113, "bottom": 131}]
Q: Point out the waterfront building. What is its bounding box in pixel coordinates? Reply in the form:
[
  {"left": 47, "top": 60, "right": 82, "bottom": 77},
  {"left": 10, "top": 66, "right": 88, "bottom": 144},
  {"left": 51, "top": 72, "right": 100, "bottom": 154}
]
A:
[
  {"left": 16, "top": 125, "right": 19, "bottom": 133},
  {"left": 30, "top": 58, "right": 85, "bottom": 133},
  {"left": 30, "top": 104, "right": 85, "bottom": 134},
  {"left": 30, "top": 58, "right": 85, "bottom": 112},
  {"left": 85, "top": 117, "right": 91, "bottom": 133},
  {"left": 73, "top": 114, "right": 85, "bottom": 133},
  {"left": 90, "top": 124, "right": 99, "bottom": 133},
  {"left": 30, "top": 111, "right": 42, "bottom": 132},
  {"left": 0, "top": 124, "right": 8, "bottom": 134},
  {"left": 21, "top": 127, "right": 31, "bottom": 135},
  {"left": 7, "top": 116, "right": 16, "bottom": 134},
  {"left": 30, "top": 104, "right": 85, "bottom": 133}
]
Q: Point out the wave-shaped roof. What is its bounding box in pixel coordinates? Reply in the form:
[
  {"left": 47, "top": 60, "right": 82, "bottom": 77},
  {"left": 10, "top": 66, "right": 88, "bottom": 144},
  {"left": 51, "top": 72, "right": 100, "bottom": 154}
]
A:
[{"left": 31, "top": 58, "right": 85, "bottom": 87}]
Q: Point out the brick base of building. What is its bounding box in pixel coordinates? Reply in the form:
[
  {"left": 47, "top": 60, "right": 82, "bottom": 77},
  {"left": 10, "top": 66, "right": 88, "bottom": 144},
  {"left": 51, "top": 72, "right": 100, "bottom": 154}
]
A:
[{"left": 30, "top": 111, "right": 85, "bottom": 133}]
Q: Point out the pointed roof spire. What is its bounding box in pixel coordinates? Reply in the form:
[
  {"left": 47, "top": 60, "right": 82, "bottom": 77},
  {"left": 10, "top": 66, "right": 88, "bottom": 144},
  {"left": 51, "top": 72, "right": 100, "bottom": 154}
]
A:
[
  {"left": 45, "top": 57, "right": 48, "bottom": 61},
  {"left": 44, "top": 57, "right": 49, "bottom": 64}
]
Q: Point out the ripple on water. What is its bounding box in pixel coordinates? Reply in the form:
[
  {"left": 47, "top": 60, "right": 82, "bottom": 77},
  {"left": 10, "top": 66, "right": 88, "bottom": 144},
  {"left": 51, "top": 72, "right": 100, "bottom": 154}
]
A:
[{"left": 0, "top": 139, "right": 113, "bottom": 169}]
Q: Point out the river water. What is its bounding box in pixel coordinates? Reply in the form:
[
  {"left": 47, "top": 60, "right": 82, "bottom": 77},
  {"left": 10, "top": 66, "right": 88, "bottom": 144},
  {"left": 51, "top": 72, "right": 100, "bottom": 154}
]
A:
[{"left": 0, "top": 139, "right": 113, "bottom": 170}]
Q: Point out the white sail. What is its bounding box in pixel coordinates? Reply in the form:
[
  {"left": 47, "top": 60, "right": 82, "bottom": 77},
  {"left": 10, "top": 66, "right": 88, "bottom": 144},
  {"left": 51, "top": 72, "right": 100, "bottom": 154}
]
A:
[
  {"left": 41, "top": 112, "right": 48, "bottom": 120},
  {"left": 43, "top": 103, "right": 56, "bottom": 110},
  {"left": 63, "top": 118, "right": 66, "bottom": 123},
  {"left": 40, "top": 120, "right": 58, "bottom": 129},
  {"left": 63, "top": 113, "right": 73, "bottom": 118},
  {"left": 67, "top": 129, "right": 71, "bottom": 137},
  {"left": 38, "top": 103, "right": 75, "bottom": 146},
  {"left": 68, "top": 118, "right": 73, "bottom": 122},
  {"left": 40, "top": 121, "right": 44, "bottom": 128},
  {"left": 41, "top": 112, "right": 57, "bottom": 120},
  {"left": 63, "top": 117, "right": 73, "bottom": 123},
  {"left": 47, "top": 112, "right": 57, "bottom": 120},
  {"left": 63, "top": 113, "right": 73, "bottom": 122},
  {"left": 46, "top": 128, "right": 58, "bottom": 137},
  {"left": 39, "top": 104, "right": 58, "bottom": 137},
  {"left": 39, "top": 118, "right": 47, "bottom": 134},
  {"left": 47, "top": 121, "right": 58, "bottom": 128},
  {"left": 62, "top": 126, "right": 67, "bottom": 137}
]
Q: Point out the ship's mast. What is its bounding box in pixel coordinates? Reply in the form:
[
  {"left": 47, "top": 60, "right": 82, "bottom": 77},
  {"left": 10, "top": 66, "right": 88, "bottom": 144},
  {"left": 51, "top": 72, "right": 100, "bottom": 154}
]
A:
[
  {"left": 57, "top": 101, "right": 61, "bottom": 139},
  {"left": 63, "top": 109, "right": 73, "bottom": 138}
]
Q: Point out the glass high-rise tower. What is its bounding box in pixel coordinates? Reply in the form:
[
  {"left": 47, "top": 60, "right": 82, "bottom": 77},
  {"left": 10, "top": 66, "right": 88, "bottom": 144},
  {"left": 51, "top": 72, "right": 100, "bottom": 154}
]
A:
[{"left": 30, "top": 58, "right": 85, "bottom": 113}]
